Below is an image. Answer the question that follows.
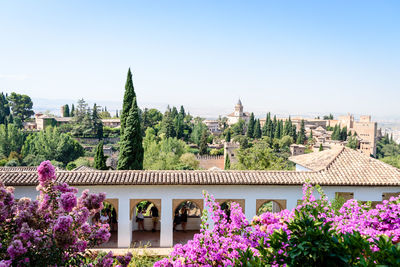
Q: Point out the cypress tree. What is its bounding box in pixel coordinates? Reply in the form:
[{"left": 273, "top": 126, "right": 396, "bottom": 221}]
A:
[
  {"left": 340, "top": 126, "right": 348, "bottom": 141},
  {"left": 120, "top": 68, "right": 136, "bottom": 135},
  {"left": 254, "top": 119, "right": 261, "bottom": 139},
  {"left": 246, "top": 113, "right": 255, "bottom": 138},
  {"left": 279, "top": 120, "right": 284, "bottom": 139},
  {"left": 225, "top": 130, "right": 231, "bottom": 142},
  {"left": 319, "top": 143, "right": 323, "bottom": 151},
  {"left": 199, "top": 129, "right": 208, "bottom": 155},
  {"left": 297, "top": 120, "right": 306, "bottom": 144},
  {"left": 63, "top": 104, "right": 70, "bottom": 117},
  {"left": 94, "top": 140, "right": 107, "bottom": 170},
  {"left": 71, "top": 104, "right": 75, "bottom": 117},
  {"left": 117, "top": 97, "right": 144, "bottom": 170},
  {"left": 92, "top": 103, "right": 103, "bottom": 140},
  {"left": 179, "top": 105, "right": 186, "bottom": 117},
  {"left": 309, "top": 129, "right": 313, "bottom": 141},
  {"left": 274, "top": 120, "right": 281, "bottom": 139},
  {"left": 115, "top": 109, "right": 119, "bottom": 118},
  {"left": 224, "top": 154, "right": 230, "bottom": 170}
]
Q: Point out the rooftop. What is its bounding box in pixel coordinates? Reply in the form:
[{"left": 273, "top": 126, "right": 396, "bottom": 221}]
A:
[{"left": 2, "top": 148, "right": 400, "bottom": 187}]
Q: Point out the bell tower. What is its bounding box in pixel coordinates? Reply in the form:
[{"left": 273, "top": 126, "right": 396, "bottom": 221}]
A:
[{"left": 234, "top": 99, "right": 243, "bottom": 116}]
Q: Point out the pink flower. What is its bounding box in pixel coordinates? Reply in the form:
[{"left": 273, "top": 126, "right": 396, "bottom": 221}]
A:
[
  {"left": 59, "top": 192, "right": 77, "bottom": 212},
  {"left": 37, "top": 161, "right": 56, "bottom": 186}
]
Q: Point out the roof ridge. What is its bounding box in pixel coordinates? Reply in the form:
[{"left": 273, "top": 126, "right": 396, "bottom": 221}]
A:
[{"left": 319, "top": 147, "right": 345, "bottom": 172}]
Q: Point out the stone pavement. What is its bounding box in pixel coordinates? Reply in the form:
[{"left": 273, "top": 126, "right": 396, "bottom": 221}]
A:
[{"left": 89, "top": 247, "right": 173, "bottom": 256}]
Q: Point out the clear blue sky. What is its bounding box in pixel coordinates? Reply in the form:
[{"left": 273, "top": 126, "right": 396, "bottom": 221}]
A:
[{"left": 0, "top": 1, "right": 399, "bottom": 118}]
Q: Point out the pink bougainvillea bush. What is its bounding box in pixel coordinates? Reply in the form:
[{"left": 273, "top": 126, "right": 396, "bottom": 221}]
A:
[
  {"left": 0, "top": 161, "right": 110, "bottom": 266},
  {"left": 156, "top": 184, "right": 400, "bottom": 266}
]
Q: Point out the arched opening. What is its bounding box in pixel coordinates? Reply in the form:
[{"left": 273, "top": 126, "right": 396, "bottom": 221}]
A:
[
  {"left": 131, "top": 200, "right": 160, "bottom": 247},
  {"left": 93, "top": 200, "right": 118, "bottom": 248},
  {"left": 257, "top": 200, "right": 282, "bottom": 215},
  {"left": 173, "top": 200, "right": 202, "bottom": 246}
]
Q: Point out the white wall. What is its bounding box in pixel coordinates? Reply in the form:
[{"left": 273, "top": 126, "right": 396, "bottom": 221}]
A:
[{"left": 11, "top": 184, "right": 400, "bottom": 248}]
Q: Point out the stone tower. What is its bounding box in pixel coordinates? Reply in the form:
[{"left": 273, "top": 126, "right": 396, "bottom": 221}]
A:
[{"left": 234, "top": 99, "right": 243, "bottom": 117}]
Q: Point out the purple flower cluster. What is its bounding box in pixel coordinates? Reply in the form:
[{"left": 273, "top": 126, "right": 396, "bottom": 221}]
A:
[
  {"left": 156, "top": 183, "right": 400, "bottom": 266},
  {"left": 0, "top": 161, "right": 111, "bottom": 265},
  {"left": 37, "top": 160, "right": 56, "bottom": 186}
]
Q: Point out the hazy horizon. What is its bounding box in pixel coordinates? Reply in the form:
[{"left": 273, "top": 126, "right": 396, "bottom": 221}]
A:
[{"left": 1, "top": 1, "right": 399, "bottom": 118}]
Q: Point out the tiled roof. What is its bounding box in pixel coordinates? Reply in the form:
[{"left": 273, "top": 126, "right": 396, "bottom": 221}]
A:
[
  {"left": 0, "top": 166, "right": 62, "bottom": 172},
  {"left": 1, "top": 148, "right": 400, "bottom": 187},
  {"left": 289, "top": 148, "right": 343, "bottom": 171},
  {"left": 72, "top": 166, "right": 96, "bottom": 171}
]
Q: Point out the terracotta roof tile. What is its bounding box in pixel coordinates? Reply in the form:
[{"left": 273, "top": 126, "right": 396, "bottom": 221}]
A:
[{"left": 1, "top": 148, "right": 400, "bottom": 187}]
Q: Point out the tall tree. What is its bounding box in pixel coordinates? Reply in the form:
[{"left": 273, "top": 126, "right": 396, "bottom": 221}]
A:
[
  {"left": 199, "top": 129, "right": 208, "bottom": 155},
  {"left": 92, "top": 103, "right": 103, "bottom": 140},
  {"left": 274, "top": 120, "right": 281, "bottom": 139},
  {"left": 296, "top": 120, "right": 306, "bottom": 144},
  {"left": 224, "top": 154, "right": 230, "bottom": 170},
  {"left": 94, "top": 140, "right": 107, "bottom": 170},
  {"left": 0, "top": 93, "right": 10, "bottom": 124},
  {"left": 120, "top": 68, "right": 136, "bottom": 134},
  {"left": 115, "top": 109, "right": 119, "bottom": 118},
  {"left": 70, "top": 104, "right": 75, "bottom": 117},
  {"left": 246, "top": 113, "right": 255, "bottom": 138},
  {"left": 63, "top": 104, "right": 70, "bottom": 117},
  {"left": 117, "top": 98, "right": 144, "bottom": 170},
  {"left": 7, "top": 92, "right": 34, "bottom": 121},
  {"left": 225, "top": 130, "right": 231, "bottom": 142},
  {"left": 254, "top": 119, "right": 262, "bottom": 139},
  {"left": 319, "top": 143, "right": 323, "bottom": 151}
]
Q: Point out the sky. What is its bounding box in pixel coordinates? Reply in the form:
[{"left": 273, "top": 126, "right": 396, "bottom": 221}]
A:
[{"left": 0, "top": 1, "right": 399, "bottom": 119}]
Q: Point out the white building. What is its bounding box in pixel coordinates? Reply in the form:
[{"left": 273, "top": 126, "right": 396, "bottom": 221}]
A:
[
  {"left": 226, "top": 99, "right": 250, "bottom": 125},
  {"left": 2, "top": 148, "right": 400, "bottom": 248}
]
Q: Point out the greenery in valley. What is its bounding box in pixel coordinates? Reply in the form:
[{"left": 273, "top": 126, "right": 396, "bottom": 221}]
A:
[
  {"left": 22, "top": 126, "right": 84, "bottom": 166},
  {"left": 376, "top": 133, "right": 400, "bottom": 168}
]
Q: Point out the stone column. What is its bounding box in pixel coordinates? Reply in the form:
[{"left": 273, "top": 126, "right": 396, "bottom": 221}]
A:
[
  {"left": 160, "top": 198, "right": 173, "bottom": 247},
  {"left": 245, "top": 198, "right": 256, "bottom": 221},
  {"left": 118, "top": 197, "right": 132, "bottom": 247}
]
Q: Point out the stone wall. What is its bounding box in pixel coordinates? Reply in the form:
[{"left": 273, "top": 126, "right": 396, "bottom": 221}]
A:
[{"left": 196, "top": 155, "right": 224, "bottom": 170}]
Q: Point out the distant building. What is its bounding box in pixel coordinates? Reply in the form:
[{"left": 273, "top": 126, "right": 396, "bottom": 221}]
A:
[
  {"left": 226, "top": 100, "right": 250, "bottom": 125},
  {"left": 290, "top": 144, "right": 306, "bottom": 156},
  {"left": 328, "top": 114, "right": 377, "bottom": 156},
  {"left": 27, "top": 113, "right": 121, "bottom": 131},
  {"left": 203, "top": 120, "right": 220, "bottom": 134}
]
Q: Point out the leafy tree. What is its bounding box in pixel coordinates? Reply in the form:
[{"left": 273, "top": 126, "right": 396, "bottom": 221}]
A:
[
  {"left": 22, "top": 126, "right": 84, "bottom": 166},
  {"left": 346, "top": 136, "right": 358, "bottom": 150},
  {"left": 279, "top": 135, "right": 293, "bottom": 149},
  {"left": 0, "top": 123, "right": 25, "bottom": 158},
  {"left": 117, "top": 98, "right": 144, "bottom": 170},
  {"left": 179, "top": 153, "right": 199, "bottom": 170},
  {"left": 63, "top": 104, "right": 70, "bottom": 117},
  {"left": 94, "top": 140, "right": 107, "bottom": 170},
  {"left": 253, "top": 119, "right": 261, "bottom": 139},
  {"left": 191, "top": 119, "right": 207, "bottom": 146},
  {"left": 224, "top": 154, "right": 230, "bottom": 170},
  {"left": 231, "top": 119, "right": 245, "bottom": 136},
  {"left": 246, "top": 113, "right": 255, "bottom": 138},
  {"left": 120, "top": 68, "right": 136, "bottom": 134},
  {"left": 296, "top": 120, "right": 306, "bottom": 144},
  {"left": 160, "top": 109, "right": 176, "bottom": 138},
  {"left": 236, "top": 139, "right": 293, "bottom": 170},
  {"left": 199, "top": 129, "right": 208, "bottom": 155},
  {"left": 143, "top": 128, "right": 189, "bottom": 170},
  {"left": 7, "top": 92, "right": 34, "bottom": 121}
]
